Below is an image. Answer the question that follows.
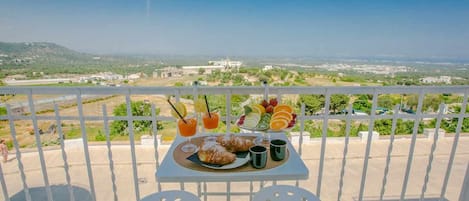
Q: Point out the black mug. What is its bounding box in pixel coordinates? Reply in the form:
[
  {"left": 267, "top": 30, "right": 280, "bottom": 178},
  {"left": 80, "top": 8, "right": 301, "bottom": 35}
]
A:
[
  {"left": 249, "top": 145, "right": 267, "bottom": 169},
  {"left": 270, "top": 139, "right": 287, "bottom": 161}
]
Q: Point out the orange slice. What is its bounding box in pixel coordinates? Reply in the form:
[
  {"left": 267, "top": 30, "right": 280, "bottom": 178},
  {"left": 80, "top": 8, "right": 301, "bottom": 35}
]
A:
[
  {"left": 271, "top": 116, "right": 291, "bottom": 123},
  {"left": 272, "top": 111, "right": 293, "bottom": 121},
  {"left": 270, "top": 119, "right": 289, "bottom": 131},
  {"left": 274, "top": 104, "right": 293, "bottom": 113}
]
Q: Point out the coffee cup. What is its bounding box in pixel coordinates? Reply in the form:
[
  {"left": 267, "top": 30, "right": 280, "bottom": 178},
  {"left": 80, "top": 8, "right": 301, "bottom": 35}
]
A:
[
  {"left": 270, "top": 139, "right": 287, "bottom": 161},
  {"left": 249, "top": 145, "right": 267, "bottom": 169}
]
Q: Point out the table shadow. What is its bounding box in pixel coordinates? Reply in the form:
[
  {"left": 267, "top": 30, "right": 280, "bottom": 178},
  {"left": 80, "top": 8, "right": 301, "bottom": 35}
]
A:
[{"left": 10, "top": 184, "right": 92, "bottom": 201}]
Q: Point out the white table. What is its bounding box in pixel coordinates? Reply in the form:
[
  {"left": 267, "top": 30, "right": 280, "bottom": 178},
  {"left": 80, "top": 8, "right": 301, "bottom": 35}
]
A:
[{"left": 156, "top": 133, "right": 309, "bottom": 183}]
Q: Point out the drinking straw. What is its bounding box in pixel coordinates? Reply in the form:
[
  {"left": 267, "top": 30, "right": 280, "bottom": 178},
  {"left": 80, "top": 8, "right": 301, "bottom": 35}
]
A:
[
  {"left": 167, "top": 99, "right": 187, "bottom": 124},
  {"left": 204, "top": 95, "right": 212, "bottom": 118}
]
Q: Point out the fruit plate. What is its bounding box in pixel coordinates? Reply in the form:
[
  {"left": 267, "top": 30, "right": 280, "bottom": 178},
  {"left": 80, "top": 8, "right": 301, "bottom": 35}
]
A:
[
  {"left": 235, "top": 117, "right": 295, "bottom": 133},
  {"left": 187, "top": 151, "right": 251, "bottom": 170}
]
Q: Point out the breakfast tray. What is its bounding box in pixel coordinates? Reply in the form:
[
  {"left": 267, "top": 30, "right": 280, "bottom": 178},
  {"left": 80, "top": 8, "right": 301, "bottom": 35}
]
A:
[{"left": 173, "top": 135, "right": 289, "bottom": 173}]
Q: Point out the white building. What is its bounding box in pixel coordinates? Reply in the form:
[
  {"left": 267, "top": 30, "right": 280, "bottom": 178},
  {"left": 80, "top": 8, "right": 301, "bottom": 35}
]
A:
[
  {"left": 79, "top": 72, "right": 124, "bottom": 83},
  {"left": 156, "top": 67, "right": 183, "bottom": 78},
  {"left": 127, "top": 73, "right": 141, "bottom": 80},
  {"left": 420, "top": 76, "right": 451, "bottom": 84},
  {"left": 4, "top": 78, "right": 72, "bottom": 86},
  {"left": 182, "top": 65, "right": 225, "bottom": 75},
  {"left": 263, "top": 65, "right": 273, "bottom": 71},
  {"left": 208, "top": 59, "right": 242, "bottom": 68}
]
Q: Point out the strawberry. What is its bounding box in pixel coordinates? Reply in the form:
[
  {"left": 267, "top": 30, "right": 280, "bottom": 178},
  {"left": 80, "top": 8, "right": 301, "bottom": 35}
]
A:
[
  {"left": 261, "top": 100, "right": 269, "bottom": 108},
  {"left": 288, "top": 120, "right": 295, "bottom": 128},
  {"left": 237, "top": 115, "right": 245, "bottom": 125},
  {"left": 292, "top": 113, "right": 297, "bottom": 119},
  {"left": 266, "top": 105, "right": 274, "bottom": 113},
  {"left": 269, "top": 98, "right": 278, "bottom": 107}
]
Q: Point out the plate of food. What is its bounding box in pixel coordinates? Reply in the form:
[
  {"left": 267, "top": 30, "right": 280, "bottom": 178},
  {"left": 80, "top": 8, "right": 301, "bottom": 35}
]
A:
[
  {"left": 236, "top": 98, "right": 297, "bottom": 132},
  {"left": 187, "top": 135, "right": 255, "bottom": 170}
]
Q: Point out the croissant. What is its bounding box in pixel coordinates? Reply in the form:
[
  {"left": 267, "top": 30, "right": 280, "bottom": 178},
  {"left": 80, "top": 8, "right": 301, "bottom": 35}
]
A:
[
  {"left": 216, "top": 135, "right": 254, "bottom": 152},
  {"left": 198, "top": 141, "right": 236, "bottom": 165}
]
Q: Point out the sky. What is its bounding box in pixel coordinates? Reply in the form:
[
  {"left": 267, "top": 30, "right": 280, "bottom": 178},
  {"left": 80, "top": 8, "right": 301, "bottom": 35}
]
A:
[{"left": 1, "top": 0, "right": 469, "bottom": 59}]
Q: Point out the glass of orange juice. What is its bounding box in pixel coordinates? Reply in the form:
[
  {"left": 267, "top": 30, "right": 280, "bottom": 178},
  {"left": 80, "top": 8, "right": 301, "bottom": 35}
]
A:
[
  {"left": 178, "top": 116, "right": 198, "bottom": 153},
  {"left": 202, "top": 112, "right": 219, "bottom": 130}
]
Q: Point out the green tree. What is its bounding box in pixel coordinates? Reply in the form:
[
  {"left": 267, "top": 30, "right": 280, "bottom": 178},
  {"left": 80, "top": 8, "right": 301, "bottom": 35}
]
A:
[
  {"left": 298, "top": 95, "right": 324, "bottom": 115},
  {"left": 330, "top": 94, "right": 350, "bottom": 114},
  {"left": 453, "top": 105, "right": 469, "bottom": 113},
  {"left": 406, "top": 94, "right": 419, "bottom": 110},
  {"left": 198, "top": 68, "right": 205, "bottom": 75},
  {"left": 232, "top": 74, "right": 245, "bottom": 84},
  {"left": 110, "top": 101, "right": 163, "bottom": 135},
  {"left": 174, "top": 82, "right": 184, "bottom": 87},
  {"left": 434, "top": 117, "right": 469, "bottom": 133},
  {"left": 0, "top": 107, "right": 6, "bottom": 116},
  {"left": 353, "top": 95, "right": 372, "bottom": 114},
  {"left": 378, "top": 95, "right": 399, "bottom": 109},
  {"left": 423, "top": 94, "right": 443, "bottom": 112}
]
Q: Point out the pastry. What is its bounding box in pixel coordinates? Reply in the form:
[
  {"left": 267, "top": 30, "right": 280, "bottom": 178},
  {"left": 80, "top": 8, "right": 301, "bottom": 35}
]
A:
[
  {"left": 198, "top": 141, "right": 236, "bottom": 165},
  {"left": 216, "top": 135, "right": 254, "bottom": 152}
]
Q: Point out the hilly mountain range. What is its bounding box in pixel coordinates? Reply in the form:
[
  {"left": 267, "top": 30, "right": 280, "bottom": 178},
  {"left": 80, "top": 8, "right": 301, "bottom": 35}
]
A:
[
  {"left": 0, "top": 42, "right": 98, "bottom": 64},
  {"left": 0, "top": 41, "right": 163, "bottom": 78}
]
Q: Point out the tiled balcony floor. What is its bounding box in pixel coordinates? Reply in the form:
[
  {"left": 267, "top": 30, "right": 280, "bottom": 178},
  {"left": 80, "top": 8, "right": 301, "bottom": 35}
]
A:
[{"left": 2, "top": 136, "right": 468, "bottom": 201}]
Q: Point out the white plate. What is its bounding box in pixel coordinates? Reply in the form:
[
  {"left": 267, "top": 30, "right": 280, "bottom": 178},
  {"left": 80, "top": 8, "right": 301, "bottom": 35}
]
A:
[
  {"left": 236, "top": 116, "right": 295, "bottom": 133},
  {"left": 200, "top": 154, "right": 251, "bottom": 170}
]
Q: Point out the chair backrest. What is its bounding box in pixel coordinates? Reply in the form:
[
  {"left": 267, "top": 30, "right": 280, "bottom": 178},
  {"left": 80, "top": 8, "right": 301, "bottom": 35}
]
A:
[
  {"left": 140, "top": 190, "right": 201, "bottom": 201},
  {"left": 253, "top": 185, "right": 320, "bottom": 201}
]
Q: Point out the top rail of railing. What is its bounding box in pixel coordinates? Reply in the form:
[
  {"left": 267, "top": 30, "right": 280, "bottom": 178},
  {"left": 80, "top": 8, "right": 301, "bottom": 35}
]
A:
[{"left": 0, "top": 85, "right": 468, "bottom": 95}]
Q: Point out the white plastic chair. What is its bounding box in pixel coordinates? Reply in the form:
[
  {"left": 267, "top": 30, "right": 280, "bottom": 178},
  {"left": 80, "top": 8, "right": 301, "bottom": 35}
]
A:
[
  {"left": 140, "top": 190, "right": 200, "bottom": 201},
  {"left": 253, "top": 185, "right": 320, "bottom": 201}
]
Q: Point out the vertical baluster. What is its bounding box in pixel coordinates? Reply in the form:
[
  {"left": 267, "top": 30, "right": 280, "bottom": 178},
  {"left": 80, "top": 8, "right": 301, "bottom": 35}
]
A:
[
  {"left": 150, "top": 104, "right": 161, "bottom": 193},
  {"left": 28, "top": 91, "right": 53, "bottom": 201},
  {"left": 298, "top": 104, "right": 305, "bottom": 156},
  {"left": 250, "top": 181, "right": 253, "bottom": 201},
  {"left": 420, "top": 104, "right": 445, "bottom": 200},
  {"left": 337, "top": 104, "right": 353, "bottom": 201},
  {"left": 226, "top": 181, "right": 231, "bottom": 201},
  {"left": 459, "top": 163, "right": 469, "bottom": 201},
  {"left": 379, "top": 105, "right": 400, "bottom": 201},
  {"left": 358, "top": 90, "right": 378, "bottom": 201},
  {"left": 174, "top": 90, "right": 185, "bottom": 191},
  {"left": 400, "top": 90, "right": 425, "bottom": 201},
  {"left": 204, "top": 182, "right": 208, "bottom": 201},
  {"left": 276, "top": 91, "right": 282, "bottom": 104},
  {"left": 54, "top": 104, "right": 75, "bottom": 201},
  {"left": 0, "top": 159, "right": 9, "bottom": 201},
  {"left": 6, "top": 105, "right": 30, "bottom": 201},
  {"left": 193, "top": 82, "right": 200, "bottom": 135},
  {"left": 226, "top": 92, "right": 232, "bottom": 134},
  {"left": 317, "top": 90, "right": 330, "bottom": 198},
  {"left": 192, "top": 82, "right": 202, "bottom": 196},
  {"left": 440, "top": 91, "right": 468, "bottom": 200},
  {"left": 77, "top": 90, "right": 97, "bottom": 201},
  {"left": 102, "top": 105, "right": 118, "bottom": 201},
  {"left": 296, "top": 103, "right": 305, "bottom": 188},
  {"left": 125, "top": 91, "right": 140, "bottom": 200}
]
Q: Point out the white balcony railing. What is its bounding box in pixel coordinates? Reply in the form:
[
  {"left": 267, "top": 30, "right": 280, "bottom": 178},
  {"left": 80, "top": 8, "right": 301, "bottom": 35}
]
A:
[{"left": 0, "top": 85, "right": 468, "bottom": 201}]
